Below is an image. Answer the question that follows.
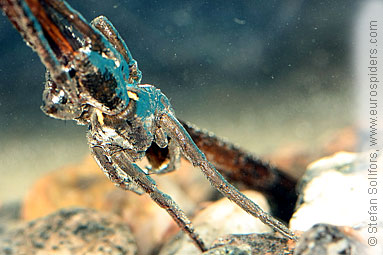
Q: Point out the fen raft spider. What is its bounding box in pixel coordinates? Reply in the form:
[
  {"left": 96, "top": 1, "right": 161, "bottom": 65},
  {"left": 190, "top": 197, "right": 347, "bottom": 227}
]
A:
[{"left": 0, "top": 0, "right": 297, "bottom": 251}]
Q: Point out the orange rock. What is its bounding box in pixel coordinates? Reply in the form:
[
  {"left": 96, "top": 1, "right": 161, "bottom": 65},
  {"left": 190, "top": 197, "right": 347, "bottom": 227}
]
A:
[
  {"left": 321, "top": 126, "right": 357, "bottom": 154},
  {"left": 21, "top": 155, "right": 210, "bottom": 254},
  {"left": 2, "top": 208, "right": 137, "bottom": 255},
  {"left": 22, "top": 156, "right": 119, "bottom": 220},
  {"left": 269, "top": 126, "right": 357, "bottom": 178}
]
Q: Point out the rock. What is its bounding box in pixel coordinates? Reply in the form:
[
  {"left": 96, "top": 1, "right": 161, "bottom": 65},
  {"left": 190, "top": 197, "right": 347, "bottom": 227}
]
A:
[
  {"left": 269, "top": 127, "right": 357, "bottom": 178},
  {"left": 159, "top": 190, "right": 272, "bottom": 255},
  {"left": 290, "top": 151, "right": 383, "bottom": 254},
  {"left": 206, "top": 233, "right": 295, "bottom": 255},
  {"left": 0, "top": 207, "right": 137, "bottom": 255},
  {"left": 320, "top": 127, "right": 356, "bottom": 154},
  {"left": 21, "top": 155, "right": 213, "bottom": 254},
  {"left": 294, "top": 223, "right": 374, "bottom": 255},
  {"left": 22, "top": 156, "right": 120, "bottom": 221},
  {"left": 290, "top": 151, "right": 382, "bottom": 231}
]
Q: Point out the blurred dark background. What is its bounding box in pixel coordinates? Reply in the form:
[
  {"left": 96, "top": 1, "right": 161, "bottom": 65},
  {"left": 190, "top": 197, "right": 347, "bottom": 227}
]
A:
[{"left": 0, "top": 0, "right": 357, "bottom": 201}]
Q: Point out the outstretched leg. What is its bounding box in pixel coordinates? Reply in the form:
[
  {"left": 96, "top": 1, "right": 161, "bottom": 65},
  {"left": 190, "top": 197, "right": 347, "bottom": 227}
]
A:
[
  {"left": 90, "top": 144, "right": 207, "bottom": 252},
  {"left": 90, "top": 15, "right": 141, "bottom": 84},
  {"left": 159, "top": 113, "right": 297, "bottom": 241}
]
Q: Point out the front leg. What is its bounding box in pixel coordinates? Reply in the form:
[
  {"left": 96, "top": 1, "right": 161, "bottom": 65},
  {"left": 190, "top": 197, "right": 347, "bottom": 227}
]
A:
[
  {"left": 91, "top": 145, "right": 144, "bottom": 194},
  {"left": 90, "top": 142, "right": 207, "bottom": 252},
  {"left": 159, "top": 113, "right": 297, "bottom": 241}
]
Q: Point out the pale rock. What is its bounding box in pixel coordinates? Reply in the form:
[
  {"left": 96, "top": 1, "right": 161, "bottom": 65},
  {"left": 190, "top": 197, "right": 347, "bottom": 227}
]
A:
[
  {"left": 290, "top": 151, "right": 382, "bottom": 231},
  {"left": 159, "top": 190, "right": 271, "bottom": 255}
]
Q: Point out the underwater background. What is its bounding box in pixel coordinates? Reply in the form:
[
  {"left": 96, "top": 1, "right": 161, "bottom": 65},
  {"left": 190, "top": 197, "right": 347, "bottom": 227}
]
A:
[{"left": 0, "top": 0, "right": 358, "bottom": 202}]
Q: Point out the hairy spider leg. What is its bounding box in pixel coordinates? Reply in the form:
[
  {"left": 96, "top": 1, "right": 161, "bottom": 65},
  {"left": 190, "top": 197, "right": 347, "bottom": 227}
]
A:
[
  {"left": 159, "top": 113, "right": 297, "bottom": 241},
  {"left": 90, "top": 143, "right": 207, "bottom": 252}
]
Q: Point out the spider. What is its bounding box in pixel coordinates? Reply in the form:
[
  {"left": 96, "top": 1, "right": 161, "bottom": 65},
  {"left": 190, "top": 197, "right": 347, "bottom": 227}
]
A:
[{"left": 0, "top": 0, "right": 296, "bottom": 251}]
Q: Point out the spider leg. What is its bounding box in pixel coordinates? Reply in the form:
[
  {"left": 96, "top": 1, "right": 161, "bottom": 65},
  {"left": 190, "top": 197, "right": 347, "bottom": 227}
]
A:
[
  {"left": 90, "top": 16, "right": 141, "bottom": 84},
  {"left": 159, "top": 113, "right": 297, "bottom": 241},
  {"left": 91, "top": 145, "right": 144, "bottom": 194},
  {"left": 90, "top": 16, "right": 134, "bottom": 64},
  {"left": 90, "top": 143, "right": 207, "bottom": 252}
]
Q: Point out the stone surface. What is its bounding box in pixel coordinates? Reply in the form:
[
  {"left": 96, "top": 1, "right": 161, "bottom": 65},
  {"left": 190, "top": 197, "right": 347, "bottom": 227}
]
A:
[
  {"left": 206, "top": 233, "right": 295, "bottom": 255},
  {"left": 21, "top": 155, "right": 213, "bottom": 254},
  {"left": 294, "top": 223, "right": 374, "bottom": 255},
  {"left": 268, "top": 127, "right": 357, "bottom": 178},
  {"left": 290, "top": 151, "right": 383, "bottom": 254},
  {"left": 0, "top": 207, "right": 137, "bottom": 255},
  {"left": 159, "top": 190, "right": 272, "bottom": 255},
  {"left": 10, "top": 131, "right": 374, "bottom": 255},
  {"left": 290, "top": 151, "right": 383, "bottom": 231}
]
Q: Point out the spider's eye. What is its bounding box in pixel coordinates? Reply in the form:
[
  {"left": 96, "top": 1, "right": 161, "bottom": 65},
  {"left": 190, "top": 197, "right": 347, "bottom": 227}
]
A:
[
  {"left": 51, "top": 90, "right": 67, "bottom": 104},
  {"left": 68, "top": 68, "right": 76, "bottom": 78}
]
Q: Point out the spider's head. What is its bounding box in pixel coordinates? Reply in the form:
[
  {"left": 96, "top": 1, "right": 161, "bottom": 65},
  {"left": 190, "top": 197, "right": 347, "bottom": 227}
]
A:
[{"left": 41, "top": 71, "right": 84, "bottom": 121}]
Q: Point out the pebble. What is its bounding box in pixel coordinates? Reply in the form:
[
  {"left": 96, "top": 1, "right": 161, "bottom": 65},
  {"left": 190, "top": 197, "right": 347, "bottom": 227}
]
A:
[
  {"left": 159, "top": 190, "right": 272, "bottom": 255},
  {"left": 8, "top": 139, "right": 379, "bottom": 254},
  {"left": 290, "top": 151, "right": 383, "bottom": 255},
  {"left": 290, "top": 151, "right": 382, "bottom": 231},
  {"left": 294, "top": 223, "right": 377, "bottom": 255},
  {"left": 21, "top": 155, "right": 209, "bottom": 254},
  {"left": 0, "top": 207, "right": 137, "bottom": 255},
  {"left": 207, "top": 233, "right": 295, "bottom": 255}
]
